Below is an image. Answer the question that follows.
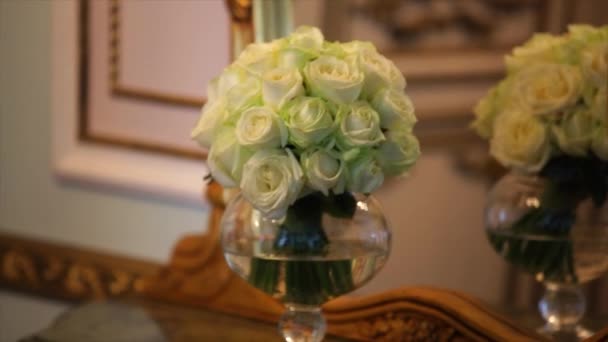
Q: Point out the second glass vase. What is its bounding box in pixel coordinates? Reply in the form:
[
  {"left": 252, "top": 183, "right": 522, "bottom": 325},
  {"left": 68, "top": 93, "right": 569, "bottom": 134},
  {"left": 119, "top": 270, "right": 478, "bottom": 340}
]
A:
[{"left": 485, "top": 171, "right": 608, "bottom": 341}]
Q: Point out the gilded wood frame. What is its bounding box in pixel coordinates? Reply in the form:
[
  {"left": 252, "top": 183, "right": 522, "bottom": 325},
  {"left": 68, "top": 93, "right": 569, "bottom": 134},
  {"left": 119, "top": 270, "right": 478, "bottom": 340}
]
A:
[{"left": 78, "top": 0, "right": 209, "bottom": 160}]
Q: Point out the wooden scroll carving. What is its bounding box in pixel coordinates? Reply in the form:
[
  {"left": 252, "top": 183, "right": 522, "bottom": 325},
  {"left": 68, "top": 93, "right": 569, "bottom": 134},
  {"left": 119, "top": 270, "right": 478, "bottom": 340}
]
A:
[
  {"left": 588, "top": 326, "right": 608, "bottom": 342},
  {"left": 0, "top": 233, "right": 158, "bottom": 301}
]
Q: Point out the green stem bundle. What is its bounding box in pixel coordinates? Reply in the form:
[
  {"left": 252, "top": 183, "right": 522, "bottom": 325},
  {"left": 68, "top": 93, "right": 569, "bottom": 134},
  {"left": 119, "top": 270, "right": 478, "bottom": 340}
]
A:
[
  {"left": 248, "top": 192, "right": 357, "bottom": 305},
  {"left": 490, "top": 155, "right": 608, "bottom": 284}
]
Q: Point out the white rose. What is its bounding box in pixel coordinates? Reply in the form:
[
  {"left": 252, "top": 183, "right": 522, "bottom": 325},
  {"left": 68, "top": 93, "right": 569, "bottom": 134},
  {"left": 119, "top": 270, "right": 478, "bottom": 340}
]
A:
[
  {"left": 376, "top": 130, "right": 420, "bottom": 176},
  {"left": 581, "top": 43, "right": 608, "bottom": 87},
  {"left": 289, "top": 26, "right": 324, "bottom": 53},
  {"left": 591, "top": 87, "right": 608, "bottom": 160},
  {"left": 282, "top": 97, "right": 334, "bottom": 148},
  {"left": 371, "top": 88, "right": 416, "bottom": 129},
  {"left": 206, "top": 77, "right": 220, "bottom": 103},
  {"left": 505, "top": 33, "right": 569, "bottom": 72},
  {"left": 300, "top": 148, "right": 345, "bottom": 195},
  {"left": 240, "top": 149, "right": 304, "bottom": 219},
  {"left": 513, "top": 63, "right": 582, "bottom": 116},
  {"left": 225, "top": 76, "right": 262, "bottom": 116},
  {"left": 279, "top": 26, "right": 324, "bottom": 69},
  {"left": 217, "top": 66, "right": 246, "bottom": 96},
  {"left": 490, "top": 111, "right": 551, "bottom": 172},
  {"left": 236, "top": 106, "right": 287, "bottom": 149},
  {"left": 235, "top": 41, "right": 278, "bottom": 77},
  {"left": 191, "top": 100, "right": 228, "bottom": 149},
  {"left": 262, "top": 67, "right": 304, "bottom": 110},
  {"left": 472, "top": 86, "right": 499, "bottom": 139},
  {"left": 552, "top": 106, "right": 595, "bottom": 156},
  {"left": 346, "top": 153, "right": 384, "bottom": 194},
  {"left": 207, "top": 128, "right": 253, "bottom": 187},
  {"left": 349, "top": 44, "right": 406, "bottom": 98},
  {"left": 592, "top": 124, "right": 608, "bottom": 160},
  {"left": 589, "top": 86, "right": 607, "bottom": 122},
  {"left": 336, "top": 101, "right": 385, "bottom": 149},
  {"left": 321, "top": 41, "right": 349, "bottom": 59},
  {"left": 303, "top": 55, "right": 364, "bottom": 104}
]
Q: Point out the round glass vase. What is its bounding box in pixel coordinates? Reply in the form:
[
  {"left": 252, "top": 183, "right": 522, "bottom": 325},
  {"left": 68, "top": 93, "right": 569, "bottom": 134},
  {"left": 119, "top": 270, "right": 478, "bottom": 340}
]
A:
[
  {"left": 485, "top": 172, "right": 608, "bottom": 341},
  {"left": 221, "top": 191, "right": 391, "bottom": 342}
]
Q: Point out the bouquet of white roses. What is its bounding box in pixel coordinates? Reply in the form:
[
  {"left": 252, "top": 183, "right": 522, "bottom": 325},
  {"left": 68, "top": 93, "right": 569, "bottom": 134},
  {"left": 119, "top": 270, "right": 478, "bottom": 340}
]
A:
[
  {"left": 473, "top": 25, "right": 607, "bottom": 172},
  {"left": 474, "top": 25, "right": 608, "bottom": 282},
  {"left": 192, "top": 26, "right": 419, "bottom": 304},
  {"left": 192, "top": 26, "right": 420, "bottom": 218}
]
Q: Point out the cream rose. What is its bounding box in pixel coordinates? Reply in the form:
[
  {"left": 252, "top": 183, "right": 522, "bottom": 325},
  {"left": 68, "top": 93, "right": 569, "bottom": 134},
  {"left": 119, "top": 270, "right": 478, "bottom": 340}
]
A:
[
  {"left": 581, "top": 43, "right": 608, "bottom": 87},
  {"left": 282, "top": 97, "right": 334, "bottom": 148},
  {"left": 505, "top": 34, "right": 569, "bottom": 72},
  {"left": 303, "top": 55, "right": 364, "bottom": 104},
  {"left": 225, "top": 76, "right": 263, "bottom": 116},
  {"left": 262, "top": 67, "right": 304, "bottom": 110},
  {"left": 592, "top": 87, "right": 608, "bottom": 159},
  {"left": 349, "top": 45, "right": 406, "bottom": 98},
  {"left": 346, "top": 153, "right": 384, "bottom": 194},
  {"left": 490, "top": 111, "right": 551, "bottom": 172},
  {"left": 552, "top": 107, "right": 595, "bottom": 156},
  {"left": 236, "top": 106, "right": 287, "bottom": 149},
  {"left": 235, "top": 41, "right": 278, "bottom": 77},
  {"left": 207, "top": 128, "right": 253, "bottom": 187},
  {"left": 191, "top": 100, "right": 228, "bottom": 149},
  {"left": 592, "top": 124, "right": 608, "bottom": 160},
  {"left": 472, "top": 86, "right": 500, "bottom": 140},
  {"left": 206, "top": 77, "right": 220, "bottom": 103},
  {"left": 289, "top": 26, "right": 324, "bottom": 53},
  {"left": 376, "top": 130, "right": 420, "bottom": 176},
  {"left": 217, "top": 66, "right": 245, "bottom": 96},
  {"left": 513, "top": 63, "right": 582, "bottom": 116},
  {"left": 300, "top": 148, "right": 345, "bottom": 195},
  {"left": 336, "top": 102, "right": 385, "bottom": 149},
  {"left": 240, "top": 149, "right": 304, "bottom": 218},
  {"left": 371, "top": 87, "right": 416, "bottom": 129},
  {"left": 584, "top": 84, "right": 608, "bottom": 122},
  {"left": 279, "top": 26, "right": 324, "bottom": 69}
]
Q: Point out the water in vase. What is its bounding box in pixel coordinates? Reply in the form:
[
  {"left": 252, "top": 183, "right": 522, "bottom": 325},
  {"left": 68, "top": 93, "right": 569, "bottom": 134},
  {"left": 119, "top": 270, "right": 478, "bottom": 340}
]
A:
[
  {"left": 487, "top": 230, "right": 608, "bottom": 284},
  {"left": 224, "top": 240, "right": 388, "bottom": 305}
]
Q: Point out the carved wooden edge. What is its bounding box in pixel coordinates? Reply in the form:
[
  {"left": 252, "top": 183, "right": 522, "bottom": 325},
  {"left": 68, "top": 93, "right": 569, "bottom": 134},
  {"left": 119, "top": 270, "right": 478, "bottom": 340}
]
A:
[
  {"left": 0, "top": 231, "right": 159, "bottom": 302},
  {"left": 587, "top": 325, "right": 608, "bottom": 342},
  {"left": 323, "top": 288, "right": 547, "bottom": 341}
]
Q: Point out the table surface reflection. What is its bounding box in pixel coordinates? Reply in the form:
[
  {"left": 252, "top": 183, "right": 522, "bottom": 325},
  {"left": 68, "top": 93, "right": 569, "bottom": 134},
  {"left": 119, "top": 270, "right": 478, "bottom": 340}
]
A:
[{"left": 22, "top": 298, "right": 608, "bottom": 341}]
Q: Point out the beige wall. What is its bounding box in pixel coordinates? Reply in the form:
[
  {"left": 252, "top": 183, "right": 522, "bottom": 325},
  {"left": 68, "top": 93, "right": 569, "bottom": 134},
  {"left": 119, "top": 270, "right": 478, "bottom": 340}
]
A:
[
  {"left": 367, "top": 151, "right": 508, "bottom": 302},
  {"left": 0, "top": 2, "right": 204, "bottom": 339}
]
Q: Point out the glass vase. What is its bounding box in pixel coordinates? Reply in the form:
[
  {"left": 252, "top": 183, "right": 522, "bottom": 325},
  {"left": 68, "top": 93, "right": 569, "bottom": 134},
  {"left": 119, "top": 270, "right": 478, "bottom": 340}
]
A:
[
  {"left": 485, "top": 171, "right": 608, "bottom": 341},
  {"left": 221, "top": 191, "right": 391, "bottom": 342}
]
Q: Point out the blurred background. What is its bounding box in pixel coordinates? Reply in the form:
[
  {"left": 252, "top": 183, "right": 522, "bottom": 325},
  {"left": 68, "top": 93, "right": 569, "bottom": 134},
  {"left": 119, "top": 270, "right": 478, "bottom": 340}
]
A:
[{"left": 0, "top": 0, "right": 606, "bottom": 341}]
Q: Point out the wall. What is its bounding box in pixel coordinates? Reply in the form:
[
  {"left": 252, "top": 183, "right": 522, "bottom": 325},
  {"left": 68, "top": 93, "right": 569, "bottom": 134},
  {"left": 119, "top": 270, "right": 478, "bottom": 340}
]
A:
[
  {"left": 0, "top": 2, "right": 206, "bottom": 340},
  {"left": 0, "top": 2, "right": 513, "bottom": 340},
  {"left": 368, "top": 152, "right": 508, "bottom": 301}
]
